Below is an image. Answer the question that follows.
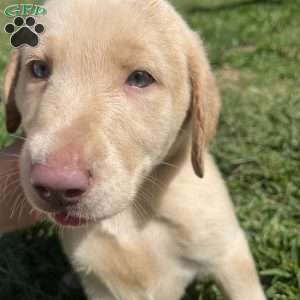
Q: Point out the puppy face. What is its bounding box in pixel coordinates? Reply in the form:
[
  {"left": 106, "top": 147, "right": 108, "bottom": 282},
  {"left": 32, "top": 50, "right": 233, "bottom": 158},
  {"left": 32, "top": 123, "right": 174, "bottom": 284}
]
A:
[{"left": 3, "top": 0, "right": 220, "bottom": 226}]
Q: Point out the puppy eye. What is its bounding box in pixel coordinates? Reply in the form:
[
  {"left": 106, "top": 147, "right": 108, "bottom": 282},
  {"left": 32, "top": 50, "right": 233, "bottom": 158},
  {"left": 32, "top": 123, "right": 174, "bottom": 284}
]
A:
[
  {"left": 30, "top": 60, "right": 50, "bottom": 79},
  {"left": 126, "top": 71, "right": 155, "bottom": 88}
]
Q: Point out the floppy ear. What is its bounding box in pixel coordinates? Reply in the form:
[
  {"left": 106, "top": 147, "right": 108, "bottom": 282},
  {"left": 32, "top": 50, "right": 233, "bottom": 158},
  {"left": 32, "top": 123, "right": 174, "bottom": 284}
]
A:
[
  {"left": 187, "top": 32, "right": 221, "bottom": 178},
  {"left": 2, "top": 49, "right": 22, "bottom": 133}
]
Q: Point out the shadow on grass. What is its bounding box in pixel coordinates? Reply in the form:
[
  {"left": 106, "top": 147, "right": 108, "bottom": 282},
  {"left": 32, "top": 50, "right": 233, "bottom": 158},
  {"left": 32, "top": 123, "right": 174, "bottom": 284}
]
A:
[{"left": 0, "top": 224, "right": 86, "bottom": 300}]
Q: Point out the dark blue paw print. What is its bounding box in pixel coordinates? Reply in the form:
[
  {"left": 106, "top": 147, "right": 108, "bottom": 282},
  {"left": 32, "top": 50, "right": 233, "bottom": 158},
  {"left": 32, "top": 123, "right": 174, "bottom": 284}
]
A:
[{"left": 5, "top": 16, "right": 45, "bottom": 48}]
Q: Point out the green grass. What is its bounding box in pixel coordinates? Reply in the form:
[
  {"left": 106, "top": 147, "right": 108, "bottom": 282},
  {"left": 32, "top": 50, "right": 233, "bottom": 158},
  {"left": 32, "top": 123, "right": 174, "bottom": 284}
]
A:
[{"left": 1, "top": 0, "right": 300, "bottom": 299}]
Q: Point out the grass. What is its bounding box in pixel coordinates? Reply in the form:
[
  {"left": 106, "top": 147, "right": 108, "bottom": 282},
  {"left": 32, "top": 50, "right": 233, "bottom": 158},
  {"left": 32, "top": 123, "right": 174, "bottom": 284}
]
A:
[{"left": 0, "top": 0, "right": 300, "bottom": 299}]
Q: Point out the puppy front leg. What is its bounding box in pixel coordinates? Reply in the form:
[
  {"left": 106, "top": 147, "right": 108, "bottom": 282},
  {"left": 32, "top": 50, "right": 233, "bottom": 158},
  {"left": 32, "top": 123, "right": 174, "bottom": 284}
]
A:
[{"left": 212, "top": 231, "right": 266, "bottom": 300}]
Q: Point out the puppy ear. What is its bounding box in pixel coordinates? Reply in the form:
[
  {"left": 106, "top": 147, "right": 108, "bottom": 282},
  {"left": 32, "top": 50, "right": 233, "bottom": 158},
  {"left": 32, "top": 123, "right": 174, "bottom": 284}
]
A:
[
  {"left": 187, "top": 32, "right": 221, "bottom": 178},
  {"left": 3, "top": 50, "right": 22, "bottom": 133}
]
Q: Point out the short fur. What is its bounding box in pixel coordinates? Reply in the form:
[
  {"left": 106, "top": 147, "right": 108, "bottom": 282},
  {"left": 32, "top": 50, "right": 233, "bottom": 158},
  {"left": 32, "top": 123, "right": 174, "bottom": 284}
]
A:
[{"left": 3, "top": 0, "right": 265, "bottom": 299}]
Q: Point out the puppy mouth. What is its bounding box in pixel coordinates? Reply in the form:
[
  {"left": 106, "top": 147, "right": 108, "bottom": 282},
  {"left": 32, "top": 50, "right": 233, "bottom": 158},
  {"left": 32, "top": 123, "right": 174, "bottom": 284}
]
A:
[{"left": 51, "top": 211, "right": 89, "bottom": 227}]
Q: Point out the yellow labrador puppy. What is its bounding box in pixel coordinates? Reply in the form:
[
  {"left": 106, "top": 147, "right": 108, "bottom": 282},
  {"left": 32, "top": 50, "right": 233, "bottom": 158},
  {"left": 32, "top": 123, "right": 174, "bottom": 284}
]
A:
[{"left": 3, "top": 0, "right": 266, "bottom": 299}]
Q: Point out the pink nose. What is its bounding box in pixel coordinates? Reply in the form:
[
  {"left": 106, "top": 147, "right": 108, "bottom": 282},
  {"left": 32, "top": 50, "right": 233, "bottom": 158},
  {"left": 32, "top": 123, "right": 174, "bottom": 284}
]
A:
[{"left": 30, "top": 148, "right": 90, "bottom": 209}]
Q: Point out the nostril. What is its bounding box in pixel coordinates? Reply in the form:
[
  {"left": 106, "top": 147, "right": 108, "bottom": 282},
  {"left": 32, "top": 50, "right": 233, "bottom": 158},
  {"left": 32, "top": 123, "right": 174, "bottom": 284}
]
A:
[
  {"left": 31, "top": 163, "right": 90, "bottom": 208},
  {"left": 64, "top": 189, "right": 85, "bottom": 199},
  {"left": 34, "top": 185, "right": 52, "bottom": 199}
]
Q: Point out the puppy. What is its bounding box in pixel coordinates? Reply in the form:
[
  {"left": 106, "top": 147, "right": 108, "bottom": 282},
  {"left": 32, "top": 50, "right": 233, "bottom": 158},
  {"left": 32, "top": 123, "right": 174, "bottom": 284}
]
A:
[{"left": 3, "top": 0, "right": 266, "bottom": 299}]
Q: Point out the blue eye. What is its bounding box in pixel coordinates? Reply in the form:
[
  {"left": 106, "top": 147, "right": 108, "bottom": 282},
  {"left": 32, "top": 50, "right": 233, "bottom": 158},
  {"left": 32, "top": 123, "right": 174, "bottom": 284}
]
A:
[
  {"left": 30, "top": 60, "right": 50, "bottom": 79},
  {"left": 126, "top": 71, "right": 155, "bottom": 88}
]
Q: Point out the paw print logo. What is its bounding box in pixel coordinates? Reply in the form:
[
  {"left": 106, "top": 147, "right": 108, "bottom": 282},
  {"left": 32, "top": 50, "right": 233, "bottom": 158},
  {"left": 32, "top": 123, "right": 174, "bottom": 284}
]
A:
[{"left": 4, "top": 16, "right": 45, "bottom": 48}]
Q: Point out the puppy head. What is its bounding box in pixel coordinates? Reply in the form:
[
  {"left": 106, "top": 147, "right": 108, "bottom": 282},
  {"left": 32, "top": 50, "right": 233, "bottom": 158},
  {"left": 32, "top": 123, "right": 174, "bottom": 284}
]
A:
[{"left": 3, "top": 0, "right": 219, "bottom": 226}]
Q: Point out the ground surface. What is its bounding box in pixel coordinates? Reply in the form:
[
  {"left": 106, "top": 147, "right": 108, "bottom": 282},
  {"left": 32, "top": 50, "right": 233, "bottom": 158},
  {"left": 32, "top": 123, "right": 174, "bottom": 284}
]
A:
[{"left": 0, "top": 0, "right": 299, "bottom": 299}]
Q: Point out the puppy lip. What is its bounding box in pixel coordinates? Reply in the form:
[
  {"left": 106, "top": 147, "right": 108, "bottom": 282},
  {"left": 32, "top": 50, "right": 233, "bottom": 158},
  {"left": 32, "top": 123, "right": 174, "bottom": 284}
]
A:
[{"left": 52, "top": 212, "right": 89, "bottom": 227}]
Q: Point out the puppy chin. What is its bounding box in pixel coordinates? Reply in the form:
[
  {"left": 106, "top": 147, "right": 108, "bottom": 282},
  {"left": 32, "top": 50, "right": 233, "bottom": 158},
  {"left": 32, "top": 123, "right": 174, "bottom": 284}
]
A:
[{"left": 46, "top": 193, "right": 133, "bottom": 227}]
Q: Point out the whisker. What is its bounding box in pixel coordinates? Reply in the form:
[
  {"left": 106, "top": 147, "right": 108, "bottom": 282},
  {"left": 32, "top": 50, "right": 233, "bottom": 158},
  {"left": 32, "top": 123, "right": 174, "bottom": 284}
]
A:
[
  {"left": 17, "top": 196, "right": 27, "bottom": 222},
  {"left": 0, "top": 168, "right": 19, "bottom": 177},
  {"left": 13, "top": 194, "right": 25, "bottom": 220},
  {"left": 2, "top": 178, "right": 21, "bottom": 203},
  {"left": 142, "top": 176, "right": 164, "bottom": 192},
  {"left": 0, "top": 174, "right": 13, "bottom": 201},
  {"left": 7, "top": 181, "right": 22, "bottom": 203},
  {"left": 160, "top": 161, "right": 179, "bottom": 170},
  {"left": 138, "top": 188, "right": 155, "bottom": 203},
  {"left": 0, "top": 172, "right": 19, "bottom": 186},
  {"left": 0, "top": 153, "right": 20, "bottom": 159},
  {"left": 8, "top": 133, "right": 27, "bottom": 141},
  {"left": 2, "top": 175, "right": 20, "bottom": 191},
  {"left": 133, "top": 199, "right": 150, "bottom": 221},
  {"left": 10, "top": 195, "right": 22, "bottom": 219}
]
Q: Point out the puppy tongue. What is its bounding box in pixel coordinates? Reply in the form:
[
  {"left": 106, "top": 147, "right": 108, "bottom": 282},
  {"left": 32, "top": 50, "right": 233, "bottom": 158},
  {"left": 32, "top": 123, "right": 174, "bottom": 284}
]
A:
[{"left": 53, "top": 212, "right": 87, "bottom": 227}]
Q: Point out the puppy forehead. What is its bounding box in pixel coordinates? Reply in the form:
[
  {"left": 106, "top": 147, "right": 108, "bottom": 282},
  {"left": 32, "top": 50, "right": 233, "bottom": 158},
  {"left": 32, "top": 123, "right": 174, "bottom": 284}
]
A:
[
  {"left": 22, "top": 2, "right": 151, "bottom": 58},
  {"left": 43, "top": 0, "right": 167, "bottom": 42}
]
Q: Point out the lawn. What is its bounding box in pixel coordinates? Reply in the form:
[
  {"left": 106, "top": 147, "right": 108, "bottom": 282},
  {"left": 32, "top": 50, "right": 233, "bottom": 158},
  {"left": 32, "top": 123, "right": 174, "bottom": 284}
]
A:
[{"left": 0, "top": 0, "right": 299, "bottom": 299}]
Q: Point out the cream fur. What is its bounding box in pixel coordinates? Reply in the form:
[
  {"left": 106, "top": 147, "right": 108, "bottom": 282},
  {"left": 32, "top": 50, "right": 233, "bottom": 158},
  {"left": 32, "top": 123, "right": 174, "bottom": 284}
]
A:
[{"left": 3, "top": 0, "right": 265, "bottom": 299}]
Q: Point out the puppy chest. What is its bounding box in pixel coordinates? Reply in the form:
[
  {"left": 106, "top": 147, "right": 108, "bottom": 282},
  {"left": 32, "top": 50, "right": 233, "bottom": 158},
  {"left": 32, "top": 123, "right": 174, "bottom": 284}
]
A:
[{"left": 64, "top": 231, "right": 163, "bottom": 292}]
